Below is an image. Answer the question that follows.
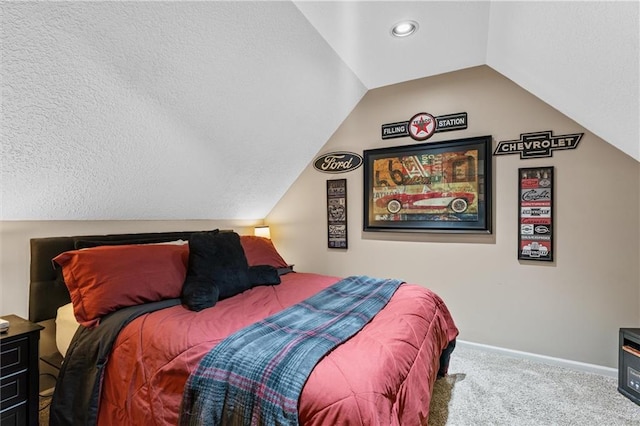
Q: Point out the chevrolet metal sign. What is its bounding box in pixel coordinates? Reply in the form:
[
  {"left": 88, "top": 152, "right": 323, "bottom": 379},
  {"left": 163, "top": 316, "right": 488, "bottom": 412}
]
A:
[{"left": 494, "top": 130, "right": 583, "bottom": 159}]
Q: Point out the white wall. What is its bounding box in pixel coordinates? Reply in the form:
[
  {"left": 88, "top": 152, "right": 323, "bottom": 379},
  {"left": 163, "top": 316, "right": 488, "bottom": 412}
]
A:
[{"left": 267, "top": 66, "right": 640, "bottom": 368}]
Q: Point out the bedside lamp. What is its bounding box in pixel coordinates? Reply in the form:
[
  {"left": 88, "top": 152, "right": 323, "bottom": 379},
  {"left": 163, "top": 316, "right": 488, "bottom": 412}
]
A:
[{"left": 254, "top": 226, "right": 271, "bottom": 239}]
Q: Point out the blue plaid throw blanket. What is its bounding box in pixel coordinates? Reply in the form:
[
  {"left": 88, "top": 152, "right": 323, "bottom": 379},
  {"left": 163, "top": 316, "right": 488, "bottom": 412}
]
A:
[{"left": 179, "top": 275, "right": 403, "bottom": 426}]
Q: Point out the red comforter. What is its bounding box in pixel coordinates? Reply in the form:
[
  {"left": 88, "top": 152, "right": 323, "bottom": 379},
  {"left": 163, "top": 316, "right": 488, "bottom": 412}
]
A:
[{"left": 97, "top": 272, "right": 458, "bottom": 425}]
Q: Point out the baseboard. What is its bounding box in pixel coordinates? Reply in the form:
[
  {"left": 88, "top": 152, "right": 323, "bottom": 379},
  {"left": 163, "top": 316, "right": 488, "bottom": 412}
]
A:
[{"left": 456, "top": 339, "right": 618, "bottom": 378}]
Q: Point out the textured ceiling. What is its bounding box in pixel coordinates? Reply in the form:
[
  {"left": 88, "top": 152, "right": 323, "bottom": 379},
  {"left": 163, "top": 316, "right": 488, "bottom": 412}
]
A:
[
  {"left": 1, "top": 1, "right": 638, "bottom": 220},
  {"left": 294, "top": 1, "right": 491, "bottom": 89},
  {"left": 1, "top": 1, "right": 366, "bottom": 219}
]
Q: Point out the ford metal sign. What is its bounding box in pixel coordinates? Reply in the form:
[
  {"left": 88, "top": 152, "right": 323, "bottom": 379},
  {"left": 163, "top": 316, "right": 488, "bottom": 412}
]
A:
[{"left": 313, "top": 152, "right": 363, "bottom": 174}]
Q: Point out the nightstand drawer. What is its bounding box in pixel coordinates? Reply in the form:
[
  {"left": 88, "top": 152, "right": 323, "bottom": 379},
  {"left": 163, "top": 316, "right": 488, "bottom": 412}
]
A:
[
  {"left": 1, "top": 371, "right": 27, "bottom": 411},
  {"left": 0, "top": 402, "right": 27, "bottom": 426},
  {"left": 0, "top": 336, "right": 29, "bottom": 377}
]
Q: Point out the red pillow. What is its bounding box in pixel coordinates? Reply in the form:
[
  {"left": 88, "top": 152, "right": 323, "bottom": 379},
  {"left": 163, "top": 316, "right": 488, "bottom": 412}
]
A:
[
  {"left": 240, "top": 236, "right": 288, "bottom": 268},
  {"left": 53, "top": 244, "right": 188, "bottom": 328}
]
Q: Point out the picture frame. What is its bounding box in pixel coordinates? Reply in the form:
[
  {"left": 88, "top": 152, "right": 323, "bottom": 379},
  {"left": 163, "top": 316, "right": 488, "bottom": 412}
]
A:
[
  {"left": 327, "top": 178, "right": 348, "bottom": 248},
  {"left": 518, "top": 166, "right": 553, "bottom": 261},
  {"left": 363, "top": 135, "right": 492, "bottom": 233}
]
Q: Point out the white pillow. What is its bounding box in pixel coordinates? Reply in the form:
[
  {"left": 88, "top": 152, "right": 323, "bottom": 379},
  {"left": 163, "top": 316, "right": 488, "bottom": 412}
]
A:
[{"left": 55, "top": 303, "right": 80, "bottom": 357}]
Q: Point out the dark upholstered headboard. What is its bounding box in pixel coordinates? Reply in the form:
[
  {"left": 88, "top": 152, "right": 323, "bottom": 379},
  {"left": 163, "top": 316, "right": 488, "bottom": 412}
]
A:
[{"left": 29, "top": 231, "right": 205, "bottom": 323}]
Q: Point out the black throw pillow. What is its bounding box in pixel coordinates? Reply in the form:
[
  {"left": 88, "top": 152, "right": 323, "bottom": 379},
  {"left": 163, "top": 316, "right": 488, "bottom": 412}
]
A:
[
  {"left": 181, "top": 231, "right": 251, "bottom": 311},
  {"left": 181, "top": 278, "right": 220, "bottom": 312},
  {"left": 248, "top": 265, "right": 281, "bottom": 287}
]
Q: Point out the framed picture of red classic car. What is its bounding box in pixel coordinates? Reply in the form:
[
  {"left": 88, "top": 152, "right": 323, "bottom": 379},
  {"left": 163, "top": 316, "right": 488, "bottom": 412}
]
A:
[{"left": 363, "top": 135, "right": 492, "bottom": 233}]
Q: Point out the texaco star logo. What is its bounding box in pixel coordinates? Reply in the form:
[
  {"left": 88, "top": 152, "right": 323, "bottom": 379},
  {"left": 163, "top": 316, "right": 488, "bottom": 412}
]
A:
[{"left": 408, "top": 112, "right": 436, "bottom": 141}]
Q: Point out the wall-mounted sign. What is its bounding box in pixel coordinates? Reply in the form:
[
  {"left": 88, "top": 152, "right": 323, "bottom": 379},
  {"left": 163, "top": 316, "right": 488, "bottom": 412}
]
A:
[
  {"left": 313, "top": 151, "right": 363, "bottom": 174},
  {"left": 381, "top": 112, "right": 467, "bottom": 141},
  {"left": 518, "top": 166, "right": 553, "bottom": 262},
  {"left": 327, "top": 179, "right": 347, "bottom": 249},
  {"left": 494, "top": 130, "right": 583, "bottom": 159}
]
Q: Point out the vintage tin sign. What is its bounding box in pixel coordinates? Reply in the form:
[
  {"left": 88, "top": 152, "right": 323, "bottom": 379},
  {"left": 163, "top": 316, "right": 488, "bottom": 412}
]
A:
[
  {"left": 381, "top": 112, "right": 467, "bottom": 141},
  {"left": 518, "top": 166, "right": 554, "bottom": 262},
  {"left": 313, "top": 152, "right": 363, "bottom": 174},
  {"left": 495, "top": 130, "right": 582, "bottom": 159}
]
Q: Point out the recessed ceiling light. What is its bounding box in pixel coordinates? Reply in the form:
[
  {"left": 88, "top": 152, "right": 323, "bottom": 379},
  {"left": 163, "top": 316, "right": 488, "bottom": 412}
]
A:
[{"left": 391, "top": 21, "right": 418, "bottom": 38}]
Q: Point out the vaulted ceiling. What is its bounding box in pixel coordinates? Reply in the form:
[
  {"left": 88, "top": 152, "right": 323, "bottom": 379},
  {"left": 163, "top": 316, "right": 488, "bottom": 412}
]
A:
[
  {"left": 295, "top": 1, "right": 639, "bottom": 159},
  {"left": 1, "top": 1, "right": 638, "bottom": 220}
]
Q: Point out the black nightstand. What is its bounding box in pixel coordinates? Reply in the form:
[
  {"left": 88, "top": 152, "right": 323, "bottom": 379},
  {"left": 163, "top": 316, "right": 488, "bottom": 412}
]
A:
[{"left": 1, "top": 315, "right": 44, "bottom": 426}]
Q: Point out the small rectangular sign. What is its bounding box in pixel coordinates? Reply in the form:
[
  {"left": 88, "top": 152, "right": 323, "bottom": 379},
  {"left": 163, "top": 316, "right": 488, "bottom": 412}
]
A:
[
  {"left": 518, "top": 167, "right": 553, "bottom": 261},
  {"left": 327, "top": 179, "right": 348, "bottom": 249}
]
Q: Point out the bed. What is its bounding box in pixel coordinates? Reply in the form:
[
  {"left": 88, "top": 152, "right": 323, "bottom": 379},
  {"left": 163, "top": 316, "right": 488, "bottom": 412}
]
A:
[{"left": 29, "top": 230, "right": 458, "bottom": 426}]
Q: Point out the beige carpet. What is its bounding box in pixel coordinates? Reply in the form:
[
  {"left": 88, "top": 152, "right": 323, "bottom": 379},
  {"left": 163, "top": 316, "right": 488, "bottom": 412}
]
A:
[
  {"left": 428, "top": 344, "right": 640, "bottom": 425},
  {"left": 39, "top": 395, "right": 51, "bottom": 426},
  {"left": 39, "top": 344, "right": 640, "bottom": 425}
]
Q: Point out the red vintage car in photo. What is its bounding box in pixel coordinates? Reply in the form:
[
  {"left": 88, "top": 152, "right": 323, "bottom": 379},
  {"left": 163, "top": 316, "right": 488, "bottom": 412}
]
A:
[{"left": 375, "top": 188, "right": 476, "bottom": 214}]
